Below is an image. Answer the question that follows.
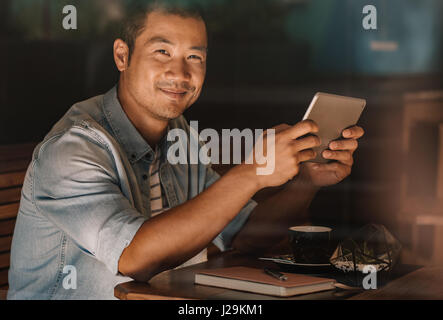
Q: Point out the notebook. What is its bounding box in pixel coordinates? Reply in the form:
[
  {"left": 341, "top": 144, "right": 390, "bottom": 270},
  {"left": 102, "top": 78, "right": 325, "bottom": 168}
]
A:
[{"left": 194, "top": 266, "right": 336, "bottom": 297}]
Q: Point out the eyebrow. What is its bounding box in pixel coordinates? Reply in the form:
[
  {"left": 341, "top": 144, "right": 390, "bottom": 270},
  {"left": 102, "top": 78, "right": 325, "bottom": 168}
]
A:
[
  {"left": 145, "top": 36, "right": 172, "bottom": 46},
  {"left": 145, "top": 36, "right": 207, "bottom": 53},
  {"left": 190, "top": 45, "right": 208, "bottom": 53}
]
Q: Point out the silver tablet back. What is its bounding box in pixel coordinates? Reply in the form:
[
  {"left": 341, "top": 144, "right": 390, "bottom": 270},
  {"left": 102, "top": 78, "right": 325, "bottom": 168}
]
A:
[{"left": 302, "top": 92, "right": 366, "bottom": 163}]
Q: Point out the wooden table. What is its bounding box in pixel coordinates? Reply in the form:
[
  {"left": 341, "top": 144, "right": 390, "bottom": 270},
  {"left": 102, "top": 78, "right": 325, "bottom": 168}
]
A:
[
  {"left": 115, "top": 250, "right": 443, "bottom": 300},
  {"left": 350, "top": 266, "right": 443, "bottom": 299}
]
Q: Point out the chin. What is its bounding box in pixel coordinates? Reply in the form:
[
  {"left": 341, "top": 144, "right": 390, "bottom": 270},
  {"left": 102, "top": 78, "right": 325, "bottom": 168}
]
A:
[
  {"left": 157, "top": 105, "right": 187, "bottom": 120},
  {"left": 149, "top": 95, "right": 194, "bottom": 120}
]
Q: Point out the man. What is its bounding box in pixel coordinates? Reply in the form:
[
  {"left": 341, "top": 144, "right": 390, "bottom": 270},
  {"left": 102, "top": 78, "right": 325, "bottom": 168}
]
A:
[{"left": 8, "top": 2, "right": 364, "bottom": 299}]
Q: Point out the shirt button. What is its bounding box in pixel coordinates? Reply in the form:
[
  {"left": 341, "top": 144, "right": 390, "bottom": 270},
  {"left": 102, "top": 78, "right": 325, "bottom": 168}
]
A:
[{"left": 142, "top": 174, "right": 148, "bottom": 181}]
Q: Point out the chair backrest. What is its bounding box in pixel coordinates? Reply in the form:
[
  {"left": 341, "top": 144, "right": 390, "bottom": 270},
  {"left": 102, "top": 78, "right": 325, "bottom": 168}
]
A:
[{"left": 0, "top": 143, "right": 36, "bottom": 300}]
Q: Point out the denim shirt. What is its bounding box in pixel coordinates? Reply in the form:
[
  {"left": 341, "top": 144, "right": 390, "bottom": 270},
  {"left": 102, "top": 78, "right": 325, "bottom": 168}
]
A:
[{"left": 8, "top": 86, "right": 256, "bottom": 300}]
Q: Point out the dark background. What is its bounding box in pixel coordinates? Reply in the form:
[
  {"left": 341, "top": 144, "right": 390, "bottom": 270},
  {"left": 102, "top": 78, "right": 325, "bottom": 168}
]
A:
[{"left": 1, "top": 0, "right": 443, "bottom": 257}]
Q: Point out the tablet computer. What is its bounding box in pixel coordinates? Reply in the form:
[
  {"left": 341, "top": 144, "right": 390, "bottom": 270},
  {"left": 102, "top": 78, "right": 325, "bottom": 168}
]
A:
[{"left": 302, "top": 92, "right": 366, "bottom": 163}]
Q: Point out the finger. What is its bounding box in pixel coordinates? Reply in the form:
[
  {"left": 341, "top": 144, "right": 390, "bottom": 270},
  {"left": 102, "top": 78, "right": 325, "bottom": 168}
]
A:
[
  {"left": 342, "top": 126, "right": 364, "bottom": 139},
  {"left": 315, "top": 161, "right": 352, "bottom": 179},
  {"left": 296, "top": 149, "right": 317, "bottom": 163},
  {"left": 283, "top": 120, "right": 319, "bottom": 140},
  {"left": 329, "top": 139, "right": 358, "bottom": 152},
  {"left": 293, "top": 135, "right": 321, "bottom": 152},
  {"left": 263, "top": 124, "right": 291, "bottom": 139},
  {"left": 269, "top": 123, "right": 291, "bottom": 135},
  {"left": 322, "top": 150, "right": 353, "bottom": 165}
]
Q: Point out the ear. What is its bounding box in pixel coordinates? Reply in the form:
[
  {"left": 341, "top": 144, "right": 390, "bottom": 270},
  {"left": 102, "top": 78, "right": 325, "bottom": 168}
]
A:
[{"left": 113, "top": 39, "right": 130, "bottom": 72}]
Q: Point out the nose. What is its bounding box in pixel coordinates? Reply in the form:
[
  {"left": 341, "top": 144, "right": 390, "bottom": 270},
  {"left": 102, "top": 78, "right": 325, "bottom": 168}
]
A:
[{"left": 165, "top": 57, "right": 191, "bottom": 82}]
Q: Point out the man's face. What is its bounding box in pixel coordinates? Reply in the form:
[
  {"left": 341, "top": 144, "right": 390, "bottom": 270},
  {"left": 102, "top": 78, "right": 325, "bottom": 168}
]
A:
[{"left": 121, "top": 11, "right": 207, "bottom": 120}]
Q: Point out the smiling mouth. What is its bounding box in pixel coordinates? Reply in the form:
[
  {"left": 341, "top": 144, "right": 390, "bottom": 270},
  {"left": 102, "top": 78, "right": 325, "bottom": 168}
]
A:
[{"left": 159, "top": 88, "right": 188, "bottom": 100}]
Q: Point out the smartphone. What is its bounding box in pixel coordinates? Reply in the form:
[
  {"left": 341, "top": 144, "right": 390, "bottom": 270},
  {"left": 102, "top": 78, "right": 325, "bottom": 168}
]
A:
[{"left": 302, "top": 92, "right": 366, "bottom": 163}]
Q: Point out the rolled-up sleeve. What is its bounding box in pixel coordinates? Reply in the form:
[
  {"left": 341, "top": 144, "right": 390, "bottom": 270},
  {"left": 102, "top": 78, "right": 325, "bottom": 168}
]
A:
[
  {"left": 204, "top": 166, "right": 257, "bottom": 252},
  {"left": 32, "top": 127, "right": 146, "bottom": 275}
]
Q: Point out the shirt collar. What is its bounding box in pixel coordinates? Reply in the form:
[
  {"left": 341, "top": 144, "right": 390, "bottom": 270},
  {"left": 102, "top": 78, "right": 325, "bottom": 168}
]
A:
[{"left": 103, "top": 85, "right": 171, "bottom": 164}]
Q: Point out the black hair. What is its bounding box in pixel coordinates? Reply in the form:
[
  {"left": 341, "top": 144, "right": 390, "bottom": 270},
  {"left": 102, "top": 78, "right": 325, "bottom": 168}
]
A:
[{"left": 120, "top": 0, "right": 206, "bottom": 63}]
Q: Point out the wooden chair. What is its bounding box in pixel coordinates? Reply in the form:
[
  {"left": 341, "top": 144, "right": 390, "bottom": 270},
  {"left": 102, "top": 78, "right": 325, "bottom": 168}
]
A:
[
  {"left": 0, "top": 143, "right": 36, "bottom": 300},
  {"left": 399, "top": 92, "right": 443, "bottom": 266}
]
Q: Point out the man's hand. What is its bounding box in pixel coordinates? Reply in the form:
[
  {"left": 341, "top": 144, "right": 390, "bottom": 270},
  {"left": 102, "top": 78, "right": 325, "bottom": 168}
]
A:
[
  {"left": 231, "top": 123, "right": 364, "bottom": 254},
  {"left": 298, "top": 125, "right": 365, "bottom": 187},
  {"left": 251, "top": 120, "right": 321, "bottom": 189}
]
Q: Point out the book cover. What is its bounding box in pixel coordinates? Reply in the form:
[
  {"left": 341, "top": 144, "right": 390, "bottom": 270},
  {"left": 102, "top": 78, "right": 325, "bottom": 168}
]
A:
[{"left": 194, "top": 266, "right": 336, "bottom": 297}]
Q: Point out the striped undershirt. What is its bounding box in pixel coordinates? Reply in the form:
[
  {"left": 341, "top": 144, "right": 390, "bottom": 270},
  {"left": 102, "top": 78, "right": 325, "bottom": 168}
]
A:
[
  {"left": 148, "top": 145, "right": 207, "bottom": 269},
  {"left": 149, "top": 146, "right": 169, "bottom": 217}
]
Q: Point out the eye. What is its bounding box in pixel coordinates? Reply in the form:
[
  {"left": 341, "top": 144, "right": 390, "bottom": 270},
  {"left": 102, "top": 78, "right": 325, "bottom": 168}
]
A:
[
  {"left": 156, "top": 49, "right": 170, "bottom": 56},
  {"left": 188, "top": 55, "right": 203, "bottom": 62}
]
